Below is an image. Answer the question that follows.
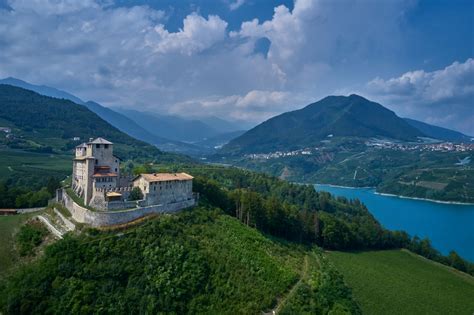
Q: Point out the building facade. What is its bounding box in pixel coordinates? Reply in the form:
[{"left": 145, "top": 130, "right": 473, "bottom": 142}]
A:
[
  {"left": 71, "top": 137, "right": 194, "bottom": 211},
  {"left": 133, "top": 173, "right": 194, "bottom": 206},
  {"left": 72, "top": 138, "right": 120, "bottom": 205}
]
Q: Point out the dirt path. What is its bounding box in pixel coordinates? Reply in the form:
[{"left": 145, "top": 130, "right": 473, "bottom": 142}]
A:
[{"left": 265, "top": 255, "right": 310, "bottom": 315}]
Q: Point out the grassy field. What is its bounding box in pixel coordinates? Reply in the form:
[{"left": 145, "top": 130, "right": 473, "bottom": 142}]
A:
[
  {"left": 0, "top": 213, "right": 37, "bottom": 275},
  {"left": 0, "top": 149, "right": 70, "bottom": 179},
  {"left": 328, "top": 249, "right": 474, "bottom": 315}
]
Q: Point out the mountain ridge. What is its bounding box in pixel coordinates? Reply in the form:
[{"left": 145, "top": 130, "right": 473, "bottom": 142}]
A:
[{"left": 222, "top": 94, "right": 426, "bottom": 154}]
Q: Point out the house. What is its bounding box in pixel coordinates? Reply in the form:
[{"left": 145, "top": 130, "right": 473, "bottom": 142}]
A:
[{"left": 133, "top": 173, "right": 194, "bottom": 206}]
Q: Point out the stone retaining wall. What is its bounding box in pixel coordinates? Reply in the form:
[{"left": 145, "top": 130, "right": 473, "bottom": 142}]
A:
[{"left": 59, "top": 188, "right": 195, "bottom": 227}]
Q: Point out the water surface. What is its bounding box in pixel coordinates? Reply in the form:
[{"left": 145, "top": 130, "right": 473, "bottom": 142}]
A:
[{"left": 315, "top": 184, "right": 474, "bottom": 262}]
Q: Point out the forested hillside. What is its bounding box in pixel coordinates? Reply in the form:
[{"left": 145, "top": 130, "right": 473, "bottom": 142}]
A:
[
  {"left": 0, "top": 208, "right": 360, "bottom": 314},
  {"left": 0, "top": 84, "right": 191, "bottom": 208},
  {"left": 0, "top": 84, "right": 188, "bottom": 162}
]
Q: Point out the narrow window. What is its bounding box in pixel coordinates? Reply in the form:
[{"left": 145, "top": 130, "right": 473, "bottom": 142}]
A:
[{"left": 96, "top": 144, "right": 100, "bottom": 148}]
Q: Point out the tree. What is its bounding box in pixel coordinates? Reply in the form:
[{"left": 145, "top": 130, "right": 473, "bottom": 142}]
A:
[
  {"left": 448, "top": 251, "right": 467, "bottom": 272},
  {"left": 129, "top": 187, "right": 143, "bottom": 201}
]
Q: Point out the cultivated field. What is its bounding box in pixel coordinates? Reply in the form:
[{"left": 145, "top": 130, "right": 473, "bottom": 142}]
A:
[{"left": 328, "top": 249, "right": 474, "bottom": 315}]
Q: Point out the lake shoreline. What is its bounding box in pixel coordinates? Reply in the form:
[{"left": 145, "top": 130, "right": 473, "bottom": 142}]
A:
[
  {"left": 314, "top": 183, "right": 474, "bottom": 206},
  {"left": 314, "top": 183, "right": 474, "bottom": 262}
]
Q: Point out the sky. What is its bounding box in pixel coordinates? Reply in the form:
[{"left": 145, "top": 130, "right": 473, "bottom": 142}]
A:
[{"left": 0, "top": 0, "right": 473, "bottom": 134}]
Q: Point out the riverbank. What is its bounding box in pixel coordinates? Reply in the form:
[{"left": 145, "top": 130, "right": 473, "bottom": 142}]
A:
[
  {"left": 313, "top": 182, "right": 474, "bottom": 206},
  {"left": 314, "top": 184, "right": 474, "bottom": 261},
  {"left": 374, "top": 191, "right": 474, "bottom": 206}
]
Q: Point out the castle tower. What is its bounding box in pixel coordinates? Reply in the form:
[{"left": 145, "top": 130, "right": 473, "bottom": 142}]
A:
[{"left": 72, "top": 137, "right": 120, "bottom": 205}]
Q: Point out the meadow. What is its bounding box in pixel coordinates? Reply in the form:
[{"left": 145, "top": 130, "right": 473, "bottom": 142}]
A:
[{"left": 328, "top": 249, "right": 474, "bottom": 315}]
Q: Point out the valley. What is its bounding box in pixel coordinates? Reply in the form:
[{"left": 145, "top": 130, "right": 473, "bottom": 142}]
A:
[{"left": 0, "top": 84, "right": 472, "bottom": 314}]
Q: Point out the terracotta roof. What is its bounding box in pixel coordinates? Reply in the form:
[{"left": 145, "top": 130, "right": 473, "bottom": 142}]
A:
[
  {"left": 88, "top": 137, "right": 113, "bottom": 145},
  {"left": 92, "top": 172, "right": 118, "bottom": 177},
  {"left": 136, "top": 172, "right": 193, "bottom": 182},
  {"left": 106, "top": 192, "right": 122, "bottom": 197}
]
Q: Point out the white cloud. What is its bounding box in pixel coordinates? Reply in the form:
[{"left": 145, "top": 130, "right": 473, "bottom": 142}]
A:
[
  {"left": 365, "top": 58, "right": 474, "bottom": 134},
  {"left": 169, "top": 90, "right": 304, "bottom": 122},
  {"left": 229, "top": 0, "right": 245, "bottom": 11},
  {"left": 2, "top": 0, "right": 468, "bottom": 135},
  {"left": 151, "top": 14, "right": 228, "bottom": 55}
]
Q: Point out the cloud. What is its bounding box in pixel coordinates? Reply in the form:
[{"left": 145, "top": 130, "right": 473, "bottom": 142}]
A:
[
  {"left": 229, "top": 0, "right": 245, "bottom": 11},
  {"left": 152, "top": 13, "right": 228, "bottom": 55},
  {"left": 169, "top": 90, "right": 305, "bottom": 122},
  {"left": 2, "top": 0, "right": 467, "bottom": 135},
  {"left": 365, "top": 58, "right": 474, "bottom": 135}
]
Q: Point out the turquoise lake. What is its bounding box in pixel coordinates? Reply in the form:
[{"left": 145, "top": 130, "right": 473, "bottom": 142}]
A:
[{"left": 314, "top": 184, "right": 474, "bottom": 262}]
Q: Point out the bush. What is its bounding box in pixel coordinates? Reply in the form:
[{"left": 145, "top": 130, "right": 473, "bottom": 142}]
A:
[
  {"left": 15, "top": 221, "right": 48, "bottom": 256},
  {"left": 129, "top": 186, "right": 143, "bottom": 201}
]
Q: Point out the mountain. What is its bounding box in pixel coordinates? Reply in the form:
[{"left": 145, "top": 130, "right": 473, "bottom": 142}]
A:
[
  {"left": 0, "top": 77, "right": 85, "bottom": 105},
  {"left": 0, "top": 77, "right": 206, "bottom": 154},
  {"left": 194, "top": 116, "right": 246, "bottom": 133},
  {"left": 115, "top": 108, "right": 221, "bottom": 143},
  {"left": 83, "top": 101, "right": 204, "bottom": 154},
  {"left": 403, "top": 118, "right": 472, "bottom": 142},
  {"left": 0, "top": 84, "right": 188, "bottom": 162},
  {"left": 222, "top": 94, "right": 425, "bottom": 154},
  {"left": 194, "top": 130, "right": 246, "bottom": 149}
]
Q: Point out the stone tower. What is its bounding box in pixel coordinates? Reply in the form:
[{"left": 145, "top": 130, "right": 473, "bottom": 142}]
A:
[{"left": 72, "top": 138, "right": 120, "bottom": 205}]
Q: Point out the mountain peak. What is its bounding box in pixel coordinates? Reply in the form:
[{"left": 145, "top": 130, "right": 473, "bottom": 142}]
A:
[{"left": 222, "top": 95, "right": 425, "bottom": 154}]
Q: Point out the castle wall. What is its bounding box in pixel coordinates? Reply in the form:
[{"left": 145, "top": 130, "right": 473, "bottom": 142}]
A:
[
  {"left": 133, "top": 178, "right": 193, "bottom": 206},
  {"left": 60, "top": 188, "right": 195, "bottom": 227}
]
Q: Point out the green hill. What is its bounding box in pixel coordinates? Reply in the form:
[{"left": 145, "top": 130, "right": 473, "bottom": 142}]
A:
[
  {"left": 0, "top": 208, "right": 359, "bottom": 314},
  {"left": 0, "top": 84, "right": 188, "bottom": 162},
  {"left": 222, "top": 94, "right": 425, "bottom": 154},
  {"left": 328, "top": 250, "right": 474, "bottom": 315}
]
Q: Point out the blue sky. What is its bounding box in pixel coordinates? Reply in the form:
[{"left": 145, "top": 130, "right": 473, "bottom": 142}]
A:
[{"left": 0, "top": 0, "right": 472, "bottom": 133}]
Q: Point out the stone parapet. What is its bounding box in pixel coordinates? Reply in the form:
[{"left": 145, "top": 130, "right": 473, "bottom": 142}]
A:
[{"left": 59, "top": 188, "right": 195, "bottom": 227}]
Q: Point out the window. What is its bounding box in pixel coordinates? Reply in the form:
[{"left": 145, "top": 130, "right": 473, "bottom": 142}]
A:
[
  {"left": 96, "top": 144, "right": 100, "bottom": 148},
  {"left": 95, "top": 160, "right": 98, "bottom": 165},
  {"left": 104, "top": 144, "right": 109, "bottom": 149},
  {"left": 115, "top": 168, "right": 117, "bottom": 172}
]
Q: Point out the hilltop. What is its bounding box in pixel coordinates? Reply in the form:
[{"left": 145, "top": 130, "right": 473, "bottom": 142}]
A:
[{"left": 222, "top": 94, "right": 424, "bottom": 154}]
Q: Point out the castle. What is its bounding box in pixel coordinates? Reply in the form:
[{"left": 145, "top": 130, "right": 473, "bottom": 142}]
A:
[{"left": 71, "top": 137, "right": 194, "bottom": 211}]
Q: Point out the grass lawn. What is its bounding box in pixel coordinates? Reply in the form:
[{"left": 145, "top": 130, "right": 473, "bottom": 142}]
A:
[
  {"left": 0, "top": 213, "right": 37, "bottom": 275},
  {"left": 328, "top": 249, "right": 474, "bottom": 315}
]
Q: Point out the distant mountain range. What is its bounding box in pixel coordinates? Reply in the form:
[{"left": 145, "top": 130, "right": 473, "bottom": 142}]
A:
[
  {"left": 222, "top": 94, "right": 472, "bottom": 154},
  {"left": 403, "top": 118, "right": 472, "bottom": 143},
  {"left": 0, "top": 78, "right": 246, "bottom": 155},
  {"left": 0, "top": 84, "right": 188, "bottom": 162}
]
